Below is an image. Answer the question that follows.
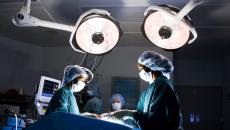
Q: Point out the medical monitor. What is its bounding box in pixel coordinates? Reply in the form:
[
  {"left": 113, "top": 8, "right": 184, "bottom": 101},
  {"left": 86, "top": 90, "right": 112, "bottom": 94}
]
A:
[{"left": 37, "top": 76, "right": 61, "bottom": 103}]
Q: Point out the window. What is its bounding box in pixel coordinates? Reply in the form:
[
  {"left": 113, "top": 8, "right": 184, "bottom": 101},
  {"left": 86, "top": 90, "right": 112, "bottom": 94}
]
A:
[{"left": 111, "top": 77, "right": 140, "bottom": 109}]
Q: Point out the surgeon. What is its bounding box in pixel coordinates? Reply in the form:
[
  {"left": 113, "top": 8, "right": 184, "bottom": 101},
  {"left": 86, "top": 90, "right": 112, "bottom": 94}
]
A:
[
  {"left": 135, "top": 51, "right": 183, "bottom": 130},
  {"left": 110, "top": 93, "right": 125, "bottom": 111},
  {"left": 112, "top": 51, "right": 183, "bottom": 130},
  {"left": 45, "top": 65, "right": 93, "bottom": 115}
]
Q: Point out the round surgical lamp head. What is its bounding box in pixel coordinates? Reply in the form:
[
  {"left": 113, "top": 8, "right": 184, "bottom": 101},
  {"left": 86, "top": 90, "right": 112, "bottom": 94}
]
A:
[
  {"left": 142, "top": 5, "right": 197, "bottom": 50},
  {"left": 70, "top": 9, "right": 122, "bottom": 55}
]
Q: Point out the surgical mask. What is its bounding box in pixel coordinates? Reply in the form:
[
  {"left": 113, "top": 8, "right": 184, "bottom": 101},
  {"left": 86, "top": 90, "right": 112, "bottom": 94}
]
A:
[
  {"left": 112, "top": 103, "right": 122, "bottom": 111},
  {"left": 72, "top": 81, "right": 86, "bottom": 92},
  {"left": 139, "top": 70, "right": 154, "bottom": 84}
]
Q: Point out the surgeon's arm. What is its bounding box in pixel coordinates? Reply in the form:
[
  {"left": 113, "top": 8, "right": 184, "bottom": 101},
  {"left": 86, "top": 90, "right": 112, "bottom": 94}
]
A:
[
  {"left": 55, "top": 90, "right": 69, "bottom": 113},
  {"left": 136, "top": 91, "right": 146, "bottom": 111},
  {"left": 165, "top": 86, "right": 182, "bottom": 129},
  {"left": 134, "top": 84, "right": 168, "bottom": 130}
]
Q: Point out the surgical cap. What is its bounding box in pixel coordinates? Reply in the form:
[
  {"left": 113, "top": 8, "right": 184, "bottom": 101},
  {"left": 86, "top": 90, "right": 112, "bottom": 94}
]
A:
[
  {"left": 80, "top": 67, "right": 94, "bottom": 84},
  {"left": 138, "top": 51, "right": 174, "bottom": 74},
  {"left": 62, "top": 65, "right": 93, "bottom": 86},
  {"left": 110, "top": 93, "right": 125, "bottom": 107}
]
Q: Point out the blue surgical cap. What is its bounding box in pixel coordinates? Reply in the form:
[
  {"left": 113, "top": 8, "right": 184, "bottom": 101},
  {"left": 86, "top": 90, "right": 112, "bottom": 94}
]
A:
[
  {"left": 110, "top": 93, "right": 125, "bottom": 107},
  {"left": 62, "top": 65, "right": 93, "bottom": 87},
  {"left": 138, "top": 51, "right": 174, "bottom": 74}
]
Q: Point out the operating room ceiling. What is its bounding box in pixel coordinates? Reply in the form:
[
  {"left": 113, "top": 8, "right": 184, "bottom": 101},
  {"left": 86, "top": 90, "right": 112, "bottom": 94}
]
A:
[{"left": 0, "top": 0, "right": 230, "bottom": 59}]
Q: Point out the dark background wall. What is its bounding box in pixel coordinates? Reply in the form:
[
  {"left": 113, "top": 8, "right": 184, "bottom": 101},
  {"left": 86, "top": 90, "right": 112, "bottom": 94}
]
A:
[
  {"left": 177, "top": 86, "right": 222, "bottom": 130},
  {"left": 0, "top": 37, "right": 43, "bottom": 94}
]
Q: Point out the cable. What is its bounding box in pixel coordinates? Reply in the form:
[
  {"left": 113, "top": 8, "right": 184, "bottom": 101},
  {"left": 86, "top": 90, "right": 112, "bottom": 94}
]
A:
[
  {"left": 92, "top": 55, "right": 104, "bottom": 72},
  {"left": 14, "top": 113, "right": 18, "bottom": 130},
  {"left": 79, "top": 53, "right": 88, "bottom": 66},
  {"left": 83, "top": 54, "right": 89, "bottom": 67},
  {"left": 79, "top": 54, "right": 104, "bottom": 72},
  {"left": 90, "top": 56, "right": 98, "bottom": 71},
  {"left": 39, "top": 0, "right": 57, "bottom": 22}
]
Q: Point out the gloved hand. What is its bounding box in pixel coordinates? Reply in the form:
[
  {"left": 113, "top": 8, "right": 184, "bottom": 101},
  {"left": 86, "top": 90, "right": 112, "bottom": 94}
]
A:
[
  {"left": 111, "top": 109, "right": 136, "bottom": 119},
  {"left": 81, "top": 112, "right": 101, "bottom": 119},
  {"left": 100, "top": 113, "right": 112, "bottom": 118}
]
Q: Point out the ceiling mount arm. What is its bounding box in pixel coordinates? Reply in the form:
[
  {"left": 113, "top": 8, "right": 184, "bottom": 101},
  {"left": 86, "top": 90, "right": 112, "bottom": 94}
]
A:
[
  {"left": 176, "top": 0, "right": 204, "bottom": 20},
  {"left": 12, "top": 0, "right": 75, "bottom": 32},
  {"left": 23, "top": 0, "right": 31, "bottom": 14}
]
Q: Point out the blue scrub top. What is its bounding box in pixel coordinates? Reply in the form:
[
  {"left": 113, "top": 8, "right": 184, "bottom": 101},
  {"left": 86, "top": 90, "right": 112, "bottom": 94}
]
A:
[{"left": 46, "top": 87, "right": 79, "bottom": 115}]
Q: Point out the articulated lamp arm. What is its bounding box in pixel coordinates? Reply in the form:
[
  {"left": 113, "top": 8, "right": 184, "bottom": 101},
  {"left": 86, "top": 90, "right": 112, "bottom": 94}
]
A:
[{"left": 12, "top": 0, "right": 75, "bottom": 32}]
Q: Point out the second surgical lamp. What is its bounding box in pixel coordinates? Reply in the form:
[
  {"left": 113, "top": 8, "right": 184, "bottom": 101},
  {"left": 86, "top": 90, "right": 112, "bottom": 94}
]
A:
[{"left": 142, "top": 0, "right": 203, "bottom": 50}]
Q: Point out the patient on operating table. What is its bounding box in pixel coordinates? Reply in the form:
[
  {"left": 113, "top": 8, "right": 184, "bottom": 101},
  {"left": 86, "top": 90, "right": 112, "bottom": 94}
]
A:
[
  {"left": 94, "top": 94, "right": 139, "bottom": 129},
  {"left": 99, "top": 109, "right": 138, "bottom": 129},
  {"left": 81, "top": 93, "right": 139, "bottom": 129}
]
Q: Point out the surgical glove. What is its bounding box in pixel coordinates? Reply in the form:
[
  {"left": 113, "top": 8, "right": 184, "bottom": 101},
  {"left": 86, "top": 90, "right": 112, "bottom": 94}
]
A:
[
  {"left": 111, "top": 109, "right": 136, "bottom": 119},
  {"left": 81, "top": 112, "right": 101, "bottom": 119}
]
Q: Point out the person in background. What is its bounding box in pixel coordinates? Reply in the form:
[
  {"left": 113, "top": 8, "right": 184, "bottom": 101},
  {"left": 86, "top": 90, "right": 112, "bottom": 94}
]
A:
[
  {"left": 81, "top": 80, "right": 103, "bottom": 114},
  {"left": 110, "top": 93, "right": 125, "bottom": 111},
  {"left": 45, "top": 65, "right": 93, "bottom": 115}
]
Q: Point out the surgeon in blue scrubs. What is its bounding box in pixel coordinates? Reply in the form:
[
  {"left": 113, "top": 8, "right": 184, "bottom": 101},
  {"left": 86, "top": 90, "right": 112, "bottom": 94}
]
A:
[
  {"left": 112, "top": 51, "right": 183, "bottom": 130},
  {"left": 134, "top": 51, "right": 183, "bottom": 130},
  {"left": 45, "top": 65, "right": 93, "bottom": 115}
]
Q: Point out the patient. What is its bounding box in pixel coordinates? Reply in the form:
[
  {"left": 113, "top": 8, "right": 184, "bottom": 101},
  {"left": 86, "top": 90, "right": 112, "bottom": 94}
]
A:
[{"left": 99, "top": 94, "right": 139, "bottom": 129}]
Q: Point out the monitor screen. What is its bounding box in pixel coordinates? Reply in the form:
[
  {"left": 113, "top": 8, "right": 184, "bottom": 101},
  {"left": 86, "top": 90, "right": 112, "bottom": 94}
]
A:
[
  {"left": 37, "top": 76, "right": 61, "bottom": 103},
  {"left": 41, "top": 79, "right": 59, "bottom": 97}
]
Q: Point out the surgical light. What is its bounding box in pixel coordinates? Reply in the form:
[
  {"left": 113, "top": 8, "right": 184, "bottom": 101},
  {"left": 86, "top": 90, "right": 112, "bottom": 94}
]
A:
[
  {"left": 142, "top": 0, "right": 203, "bottom": 50},
  {"left": 12, "top": 0, "right": 122, "bottom": 55},
  {"left": 72, "top": 12, "right": 122, "bottom": 55}
]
